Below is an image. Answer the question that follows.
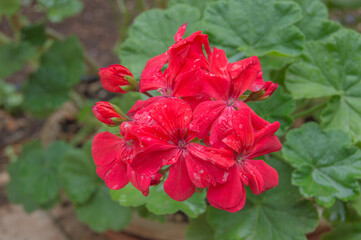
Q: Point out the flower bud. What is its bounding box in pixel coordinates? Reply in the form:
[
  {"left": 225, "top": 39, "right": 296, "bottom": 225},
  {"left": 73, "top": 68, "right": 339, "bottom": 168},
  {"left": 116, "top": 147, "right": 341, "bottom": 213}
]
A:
[
  {"left": 92, "top": 101, "right": 125, "bottom": 126},
  {"left": 244, "top": 81, "right": 278, "bottom": 102},
  {"left": 99, "top": 64, "right": 136, "bottom": 93}
]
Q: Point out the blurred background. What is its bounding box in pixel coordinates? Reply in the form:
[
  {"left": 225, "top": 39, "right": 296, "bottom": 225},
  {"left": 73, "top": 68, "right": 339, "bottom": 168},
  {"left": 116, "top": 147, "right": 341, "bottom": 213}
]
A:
[{"left": 1, "top": 0, "right": 361, "bottom": 239}]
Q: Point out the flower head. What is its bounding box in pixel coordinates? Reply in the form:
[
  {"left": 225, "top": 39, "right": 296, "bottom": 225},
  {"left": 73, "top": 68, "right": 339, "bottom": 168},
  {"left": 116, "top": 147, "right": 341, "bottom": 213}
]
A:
[{"left": 99, "top": 64, "right": 134, "bottom": 93}]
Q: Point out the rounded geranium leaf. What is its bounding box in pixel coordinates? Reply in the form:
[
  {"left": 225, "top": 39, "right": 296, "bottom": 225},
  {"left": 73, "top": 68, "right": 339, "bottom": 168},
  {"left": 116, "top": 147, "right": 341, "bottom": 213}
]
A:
[
  {"left": 110, "top": 183, "right": 147, "bottom": 207},
  {"left": 322, "top": 222, "right": 361, "bottom": 240},
  {"left": 285, "top": 30, "right": 361, "bottom": 143},
  {"left": 207, "top": 158, "right": 318, "bottom": 240},
  {"left": 203, "top": 0, "right": 304, "bottom": 57},
  {"left": 283, "top": 123, "right": 361, "bottom": 207}
]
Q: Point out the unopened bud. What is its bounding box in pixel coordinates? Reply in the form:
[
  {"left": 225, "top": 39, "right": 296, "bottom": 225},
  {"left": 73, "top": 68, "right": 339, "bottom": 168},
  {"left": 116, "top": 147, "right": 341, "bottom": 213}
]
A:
[
  {"left": 98, "top": 64, "right": 134, "bottom": 93},
  {"left": 92, "top": 101, "right": 126, "bottom": 126}
]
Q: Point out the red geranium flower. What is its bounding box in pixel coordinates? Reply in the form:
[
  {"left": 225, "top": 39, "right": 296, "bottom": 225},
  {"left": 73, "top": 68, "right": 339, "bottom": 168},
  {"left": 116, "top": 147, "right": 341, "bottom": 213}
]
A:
[
  {"left": 207, "top": 108, "right": 281, "bottom": 212},
  {"left": 130, "top": 98, "right": 234, "bottom": 201},
  {"left": 91, "top": 122, "right": 161, "bottom": 196},
  {"left": 190, "top": 47, "right": 264, "bottom": 138}
]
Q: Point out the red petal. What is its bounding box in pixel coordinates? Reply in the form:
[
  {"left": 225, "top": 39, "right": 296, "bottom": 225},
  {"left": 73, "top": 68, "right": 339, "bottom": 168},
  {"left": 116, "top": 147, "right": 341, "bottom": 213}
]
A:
[
  {"left": 164, "top": 158, "right": 195, "bottom": 201},
  {"left": 185, "top": 149, "right": 232, "bottom": 188},
  {"left": 187, "top": 143, "right": 234, "bottom": 169},
  {"left": 248, "top": 71, "right": 264, "bottom": 92},
  {"left": 221, "top": 108, "right": 255, "bottom": 153},
  {"left": 207, "top": 165, "right": 246, "bottom": 212},
  {"left": 174, "top": 23, "right": 187, "bottom": 42},
  {"left": 243, "top": 160, "right": 279, "bottom": 195},
  {"left": 96, "top": 163, "right": 129, "bottom": 190},
  {"left": 182, "top": 95, "right": 211, "bottom": 111},
  {"left": 190, "top": 101, "right": 226, "bottom": 139},
  {"left": 127, "top": 166, "right": 151, "bottom": 196},
  {"left": 131, "top": 143, "right": 180, "bottom": 175},
  {"left": 248, "top": 135, "right": 282, "bottom": 159},
  {"left": 150, "top": 98, "right": 193, "bottom": 140},
  {"left": 254, "top": 121, "right": 280, "bottom": 145},
  {"left": 209, "top": 107, "right": 236, "bottom": 149},
  {"left": 139, "top": 53, "right": 168, "bottom": 92},
  {"left": 228, "top": 56, "right": 261, "bottom": 98},
  {"left": 91, "top": 132, "right": 124, "bottom": 166},
  {"left": 127, "top": 96, "right": 164, "bottom": 119}
]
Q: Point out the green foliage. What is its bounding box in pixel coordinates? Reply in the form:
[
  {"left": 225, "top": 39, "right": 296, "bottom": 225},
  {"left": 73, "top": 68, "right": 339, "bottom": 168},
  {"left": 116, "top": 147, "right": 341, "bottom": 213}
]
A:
[
  {"left": 322, "top": 223, "right": 361, "bottom": 240},
  {"left": 287, "top": 0, "right": 341, "bottom": 41},
  {"left": 286, "top": 30, "right": 361, "bottom": 143},
  {"left": 110, "top": 92, "right": 142, "bottom": 113},
  {"left": 23, "top": 37, "right": 85, "bottom": 116},
  {"left": 323, "top": 0, "right": 361, "bottom": 8},
  {"left": 0, "top": 0, "right": 21, "bottom": 17},
  {"left": 37, "top": 0, "right": 83, "bottom": 22},
  {"left": 0, "top": 42, "right": 36, "bottom": 78},
  {"left": 21, "top": 24, "right": 47, "bottom": 47},
  {"left": 119, "top": 5, "right": 201, "bottom": 78},
  {"left": 168, "top": 0, "right": 218, "bottom": 13},
  {"left": 283, "top": 123, "right": 361, "bottom": 207},
  {"left": 111, "top": 182, "right": 207, "bottom": 218},
  {"left": 203, "top": 0, "right": 304, "bottom": 58},
  {"left": 75, "top": 186, "right": 132, "bottom": 232},
  {"left": 0, "top": 79, "right": 23, "bottom": 113},
  {"left": 6, "top": 141, "right": 70, "bottom": 211},
  {"left": 186, "top": 214, "right": 215, "bottom": 240},
  {"left": 60, "top": 145, "right": 132, "bottom": 232},
  {"left": 207, "top": 158, "right": 318, "bottom": 240},
  {"left": 247, "top": 87, "right": 295, "bottom": 136}
]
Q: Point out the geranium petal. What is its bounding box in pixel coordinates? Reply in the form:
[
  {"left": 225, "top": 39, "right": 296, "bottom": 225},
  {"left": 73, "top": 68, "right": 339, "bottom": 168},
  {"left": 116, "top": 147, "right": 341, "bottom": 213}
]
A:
[
  {"left": 185, "top": 149, "right": 231, "bottom": 188},
  {"left": 187, "top": 143, "right": 234, "bottom": 168},
  {"left": 248, "top": 135, "right": 282, "bottom": 159},
  {"left": 243, "top": 160, "right": 279, "bottom": 195},
  {"left": 182, "top": 95, "right": 211, "bottom": 111},
  {"left": 254, "top": 121, "right": 280, "bottom": 145},
  {"left": 228, "top": 56, "right": 261, "bottom": 98},
  {"left": 174, "top": 23, "right": 187, "bottom": 42},
  {"left": 207, "top": 165, "right": 246, "bottom": 212},
  {"left": 127, "top": 166, "right": 151, "bottom": 196},
  {"left": 190, "top": 100, "right": 226, "bottom": 139},
  {"left": 164, "top": 158, "right": 195, "bottom": 201},
  {"left": 139, "top": 53, "right": 168, "bottom": 92},
  {"left": 131, "top": 143, "right": 180, "bottom": 175},
  {"left": 127, "top": 96, "right": 164, "bottom": 119},
  {"left": 150, "top": 98, "right": 193, "bottom": 140},
  {"left": 91, "top": 132, "right": 124, "bottom": 167},
  {"left": 96, "top": 163, "right": 129, "bottom": 190}
]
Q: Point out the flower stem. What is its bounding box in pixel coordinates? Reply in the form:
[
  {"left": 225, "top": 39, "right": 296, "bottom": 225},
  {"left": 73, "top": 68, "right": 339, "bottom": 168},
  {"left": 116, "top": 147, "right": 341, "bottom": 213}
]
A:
[
  {"left": 143, "top": 92, "right": 153, "bottom": 98},
  {"left": 292, "top": 102, "right": 327, "bottom": 119}
]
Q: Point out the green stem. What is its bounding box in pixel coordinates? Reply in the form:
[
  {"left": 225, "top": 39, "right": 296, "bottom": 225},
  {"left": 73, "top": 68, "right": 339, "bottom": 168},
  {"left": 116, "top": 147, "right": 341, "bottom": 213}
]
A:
[
  {"left": 292, "top": 102, "right": 327, "bottom": 119},
  {"left": 142, "top": 92, "right": 153, "bottom": 98}
]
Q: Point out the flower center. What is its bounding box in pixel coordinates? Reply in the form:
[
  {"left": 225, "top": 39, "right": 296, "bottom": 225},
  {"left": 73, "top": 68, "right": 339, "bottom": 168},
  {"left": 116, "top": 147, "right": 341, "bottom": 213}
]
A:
[
  {"left": 177, "top": 139, "right": 187, "bottom": 149},
  {"left": 226, "top": 98, "right": 237, "bottom": 107}
]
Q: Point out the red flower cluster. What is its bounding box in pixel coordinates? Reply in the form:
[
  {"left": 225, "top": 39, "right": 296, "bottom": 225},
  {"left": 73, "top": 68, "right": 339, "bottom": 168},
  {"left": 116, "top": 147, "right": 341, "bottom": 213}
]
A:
[{"left": 91, "top": 24, "right": 281, "bottom": 212}]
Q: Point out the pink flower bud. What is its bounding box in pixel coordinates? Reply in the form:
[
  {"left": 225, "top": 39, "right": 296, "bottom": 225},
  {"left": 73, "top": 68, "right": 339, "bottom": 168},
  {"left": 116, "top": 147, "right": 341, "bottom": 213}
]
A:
[
  {"left": 262, "top": 81, "right": 278, "bottom": 98},
  {"left": 92, "top": 101, "right": 125, "bottom": 126},
  {"left": 98, "top": 64, "right": 134, "bottom": 93}
]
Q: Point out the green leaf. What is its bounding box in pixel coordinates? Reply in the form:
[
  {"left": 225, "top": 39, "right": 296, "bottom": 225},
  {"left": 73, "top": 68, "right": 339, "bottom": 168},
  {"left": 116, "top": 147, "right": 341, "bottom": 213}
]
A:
[
  {"left": 282, "top": 123, "right": 361, "bottom": 207},
  {"left": 247, "top": 87, "right": 295, "bottom": 136},
  {"left": 21, "top": 24, "right": 47, "bottom": 47},
  {"left": 168, "top": 0, "right": 218, "bottom": 13},
  {"left": 0, "top": 0, "right": 21, "bottom": 17},
  {"left": 59, "top": 149, "right": 99, "bottom": 205},
  {"left": 323, "top": 200, "right": 361, "bottom": 223},
  {"left": 322, "top": 223, "right": 361, "bottom": 240},
  {"left": 203, "top": 0, "right": 304, "bottom": 57},
  {"left": 6, "top": 141, "right": 70, "bottom": 207},
  {"left": 110, "top": 183, "right": 147, "bottom": 207},
  {"left": 119, "top": 5, "right": 201, "bottom": 78},
  {"left": 0, "top": 42, "right": 36, "bottom": 78},
  {"left": 286, "top": 30, "right": 361, "bottom": 143},
  {"left": 145, "top": 184, "right": 207, "bottom": 218},
  {"left": 207, "top": 158, "right": 318, "bottom": 240},
  {"left": 186, "top": 213, "right": 215, "bottom": 240},
  {"left": 41, "top": 36, "right": 85, "bottom": 87},
  {"left": 75, "top": 186, "right": 132, "bottom": 232},
  {"left": 0, "top": 79, "right": 23, "bottom": 113},
  {"left": 23, "top": 37, "right": 84, "bottom": 115},
  {"left": 287, "top": 0, "right": 341, "bottom": 41},
  {"left": 37, "top": 0, "right": 83, "bottom": 22}
]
